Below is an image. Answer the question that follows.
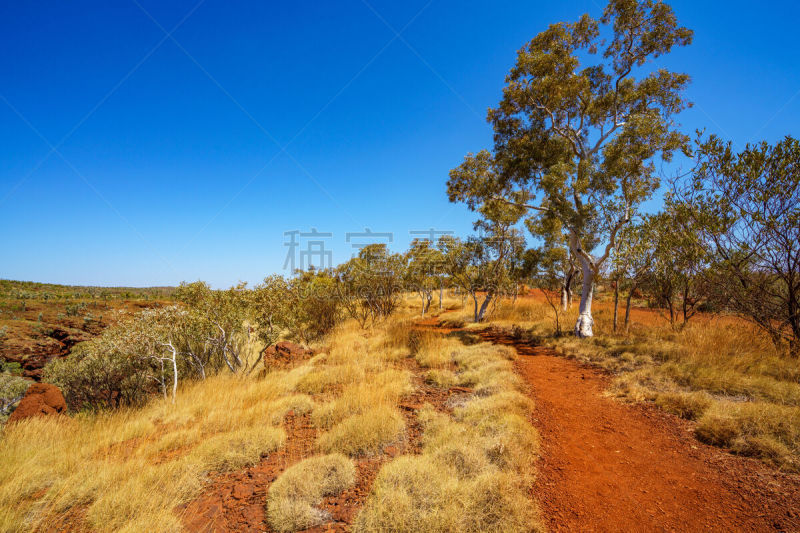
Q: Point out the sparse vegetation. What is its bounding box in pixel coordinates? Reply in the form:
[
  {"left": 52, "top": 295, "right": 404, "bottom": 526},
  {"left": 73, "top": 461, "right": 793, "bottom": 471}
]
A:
[
  {"left": 492, "top": 294, "right": 800, "bottom": 471},
  {"left": 0, "top": 372, "right": 292, "bottom": 531},
  {"left": 2, "top": 0, "right": 799, "bottom": 530}
]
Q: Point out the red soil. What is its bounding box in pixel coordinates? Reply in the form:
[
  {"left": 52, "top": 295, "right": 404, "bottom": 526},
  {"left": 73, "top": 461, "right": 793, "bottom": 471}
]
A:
[{"left": 479, "top": 327, "right": 800, "bottom": 532}]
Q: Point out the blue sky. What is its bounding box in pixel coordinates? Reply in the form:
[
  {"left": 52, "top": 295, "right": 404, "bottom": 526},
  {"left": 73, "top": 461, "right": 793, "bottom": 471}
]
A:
[{"left": 1, "top": 1, "right": 799, "bottom": 288}]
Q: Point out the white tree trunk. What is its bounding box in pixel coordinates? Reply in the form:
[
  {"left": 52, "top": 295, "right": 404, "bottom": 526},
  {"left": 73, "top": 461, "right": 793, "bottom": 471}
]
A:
[{"left": 574, "top": 256, "right": 595, "bottom": 338}]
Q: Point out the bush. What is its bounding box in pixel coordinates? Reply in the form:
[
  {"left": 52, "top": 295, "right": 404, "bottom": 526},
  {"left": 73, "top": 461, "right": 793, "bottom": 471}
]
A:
[
  {"left": 0, "top": 374, "right": 30, "bottom": 423},
  {"left": 316, "top": 406, "right": 404, "bottom": 457},
  {"left": 44, "top": 341, "right": 155, "bottom": 411},
  {"left": 267, "top": 454, "right": 355, "bottom": 532},
  {"left": 65, "top": 302, "right": 87, "bottom": 317}
]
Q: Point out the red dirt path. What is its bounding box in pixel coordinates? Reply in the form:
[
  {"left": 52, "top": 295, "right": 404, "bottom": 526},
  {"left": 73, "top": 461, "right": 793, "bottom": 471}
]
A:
[{"left": 478, "top": 327, "right": 800, "bottom": 532}]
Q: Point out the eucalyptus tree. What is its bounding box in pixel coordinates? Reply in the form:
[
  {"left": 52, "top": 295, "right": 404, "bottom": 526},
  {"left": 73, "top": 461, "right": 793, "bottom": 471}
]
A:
[
  {"left": 251, "top": 275, "right": 291, "bottom": 347},
  {"left": 675, "top": 135, "right": 800, "bottom": 354},
  {"left": 612, "top": 217, "right": 656, "bottom": 330},
  {"left": 644, "top": 208, "right": 708, "bottom": 329},
  {"left": 438, "top": 216, "right": 525, "bottom": 323},
  {"left": 448, "top": 0, "right": 692, "bottom": 337},
  {"left": 174, "top": 281, "right": 252, "bottom": 373},
  {"left": 336, "top": 244, "right": 404, "bottom": 328},
  {"left": 405, "top": 239, "right": 444, "bottom": 316}
]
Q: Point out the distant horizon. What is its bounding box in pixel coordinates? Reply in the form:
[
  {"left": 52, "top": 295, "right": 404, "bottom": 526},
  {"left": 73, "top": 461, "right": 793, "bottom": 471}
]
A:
[{"left": 3, "top": 1, "right": 799, "bottom": 288}]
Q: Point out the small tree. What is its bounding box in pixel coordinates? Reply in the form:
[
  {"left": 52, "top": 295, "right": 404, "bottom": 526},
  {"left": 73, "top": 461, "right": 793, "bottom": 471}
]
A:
[
  {"left": 643, "top": 209, "right": 708, "bottom": 329},
  {"left": 675, "top": 135, "right": 800, "bottom": 354},
  {"left": 336, "top": 245, "right": 403, "bottom": 328},
  {"left": 438, "top": 218, "right": 525, "bottom": 323},
  {"left": 405, "top": 239, "right": 444, "bottom": 316},
  {"left": 527, "top": 247, "right": 571, "bottom": 335},
  {"left": 251, "top": 275, "right": 291, "bottom": 347},
  {"left": 613, "top": 217, "right": 656, "bottom": 330},
  {"left": 174, "top": 281, "right": 252, "bottom": 373}
]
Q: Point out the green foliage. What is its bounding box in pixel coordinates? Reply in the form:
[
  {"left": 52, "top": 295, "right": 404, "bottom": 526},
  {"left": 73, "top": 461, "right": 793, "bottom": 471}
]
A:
[
  {"left": 0, "top": 279, "right": 175, "bottom": 301},
  {"left": 335, "top": 244, "right": 404, "bottom": 328},
  {"left": 174, "top": 281, "right": 253, "bottom": 373},
  {"left": 44, "top": 337, "right": 155, "bottom": 411},
  {"left": 0, "top": 361, "right": 22, "bottom": 375},
  {"left": 404, "top": 239, "right": 444, "bottom": 316},
  {"left": 0, "top": 373, "right": 30, "bottom": 423},
  {"left": 447, "top": 0, "right": 693, "bottom": 336},
  {"left": 438, "top": 218, "right": 525, "bottom": 322},
  {"left": 674, "top": 135, "right": 800, "bottom": 353},
  {"left": 65, "top": 302, "right": 88, "bottom": 317},
  {"left": 288, "top": 270, "right": 340, "bottom": 342},
  {"left": 45, "top": 290, "right": 257, "bottom": 410},
  {"left": 253, "top": 270, "right": 341, "bottom": 344}
]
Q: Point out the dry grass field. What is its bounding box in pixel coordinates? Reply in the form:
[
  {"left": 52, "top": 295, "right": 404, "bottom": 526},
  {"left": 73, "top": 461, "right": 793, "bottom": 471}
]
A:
[{"left": 0, "top": 296, "right": 542, "bottom": 532}]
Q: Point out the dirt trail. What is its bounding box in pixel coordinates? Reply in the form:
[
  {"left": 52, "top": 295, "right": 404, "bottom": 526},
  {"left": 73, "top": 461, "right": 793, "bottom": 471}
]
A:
[{"left": 477, "top": 327, "right": 800, "bottom": 532}]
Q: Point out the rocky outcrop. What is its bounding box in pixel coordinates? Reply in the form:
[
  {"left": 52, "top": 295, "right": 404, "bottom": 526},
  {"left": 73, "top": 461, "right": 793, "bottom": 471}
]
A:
[
  {"left": 262, "top": 341, "right": 314, "bottom": 370},
  {"left": 7, "top": 383, "right": 67, "bottom": 423}
]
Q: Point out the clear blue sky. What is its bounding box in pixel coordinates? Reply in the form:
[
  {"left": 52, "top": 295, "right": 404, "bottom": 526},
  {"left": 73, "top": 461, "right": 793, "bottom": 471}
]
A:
[{"left": 2, "top": 1, "right": 799, "bottom": 288}]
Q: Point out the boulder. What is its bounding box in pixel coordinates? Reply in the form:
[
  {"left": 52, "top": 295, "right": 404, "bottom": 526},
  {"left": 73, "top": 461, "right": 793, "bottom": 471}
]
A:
[
  {"left": 7, "top": 383, "right": 67, "bottom": 423},
  {"left": 262, "top": 341, "right": 313, "bottom": 369}
]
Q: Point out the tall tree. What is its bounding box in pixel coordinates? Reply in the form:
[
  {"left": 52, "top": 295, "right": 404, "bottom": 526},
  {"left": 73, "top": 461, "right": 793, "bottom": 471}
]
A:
[{"left": 448, "top": 0, "right": 692, "bottom": 337}]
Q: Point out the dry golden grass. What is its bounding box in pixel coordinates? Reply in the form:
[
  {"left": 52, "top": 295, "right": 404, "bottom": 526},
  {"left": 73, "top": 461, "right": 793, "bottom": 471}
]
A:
[
  {"left": 410, "top": 329, "right": 455, "bottom": 369},
  {"left": 316, "top": 405, "right": 405, "bottom": 457},
  {"left": 0, "top": 371, "right": 295, "bottom": 532},
  {"left": 266, "top": 453, "right": 356, "bottom": 532},
  {"left": 310, "top": 369, "right": 412, "bottom": 429},
  {"left": 492, "top": 294, "right": 800, "bottom": 471},
  {"left": 0, "top": 295, "right": 543, "bottom": 532},
  {"left": 354, "top": 336, "right": 541, "bottom": 532}
]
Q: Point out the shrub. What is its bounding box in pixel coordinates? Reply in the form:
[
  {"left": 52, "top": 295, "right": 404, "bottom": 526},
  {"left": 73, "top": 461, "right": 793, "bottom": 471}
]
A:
[
  {"left": 0, "top": 374, "right": 30, "bottom": 423},
  {"left": 316, "top": 406, "right": 404, "bottom": 457},
  {"left": 266, "top": 454, "right": 355, "bottom": 532},
  {"left": 44, "top": 341, "right": 155, "bottom": 411},
  {"left": 65, "top": 302, "right": 87, "bottom": 317}
]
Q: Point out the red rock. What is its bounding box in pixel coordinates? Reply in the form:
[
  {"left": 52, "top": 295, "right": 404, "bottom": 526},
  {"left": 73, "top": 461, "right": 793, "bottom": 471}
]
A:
[
  {"left": 7, "top": 383, "right": 67, "bottom": 423},
  {"left": 262, "top": 341, "right": 314, "bottom": 369},
  {"left": 384, "top": 445, "right": 399, "bottom": 457},
  {"left": 231, "top": 484, "right": 253, "bottom": 500}
]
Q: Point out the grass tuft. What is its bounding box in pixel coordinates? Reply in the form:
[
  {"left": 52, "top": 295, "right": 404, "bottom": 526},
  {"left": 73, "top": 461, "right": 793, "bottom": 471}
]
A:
[
  {"left": 316, "top": 405, "right": 405, "bottom": 457},
  {"left": 266, "top": 453, "right": 356, "bottom": 532}
]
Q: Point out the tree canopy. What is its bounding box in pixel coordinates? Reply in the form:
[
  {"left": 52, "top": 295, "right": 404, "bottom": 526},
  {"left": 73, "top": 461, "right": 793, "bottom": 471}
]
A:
[{"left": 448, "top": 0, "right": 693, "bottom": 337}]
